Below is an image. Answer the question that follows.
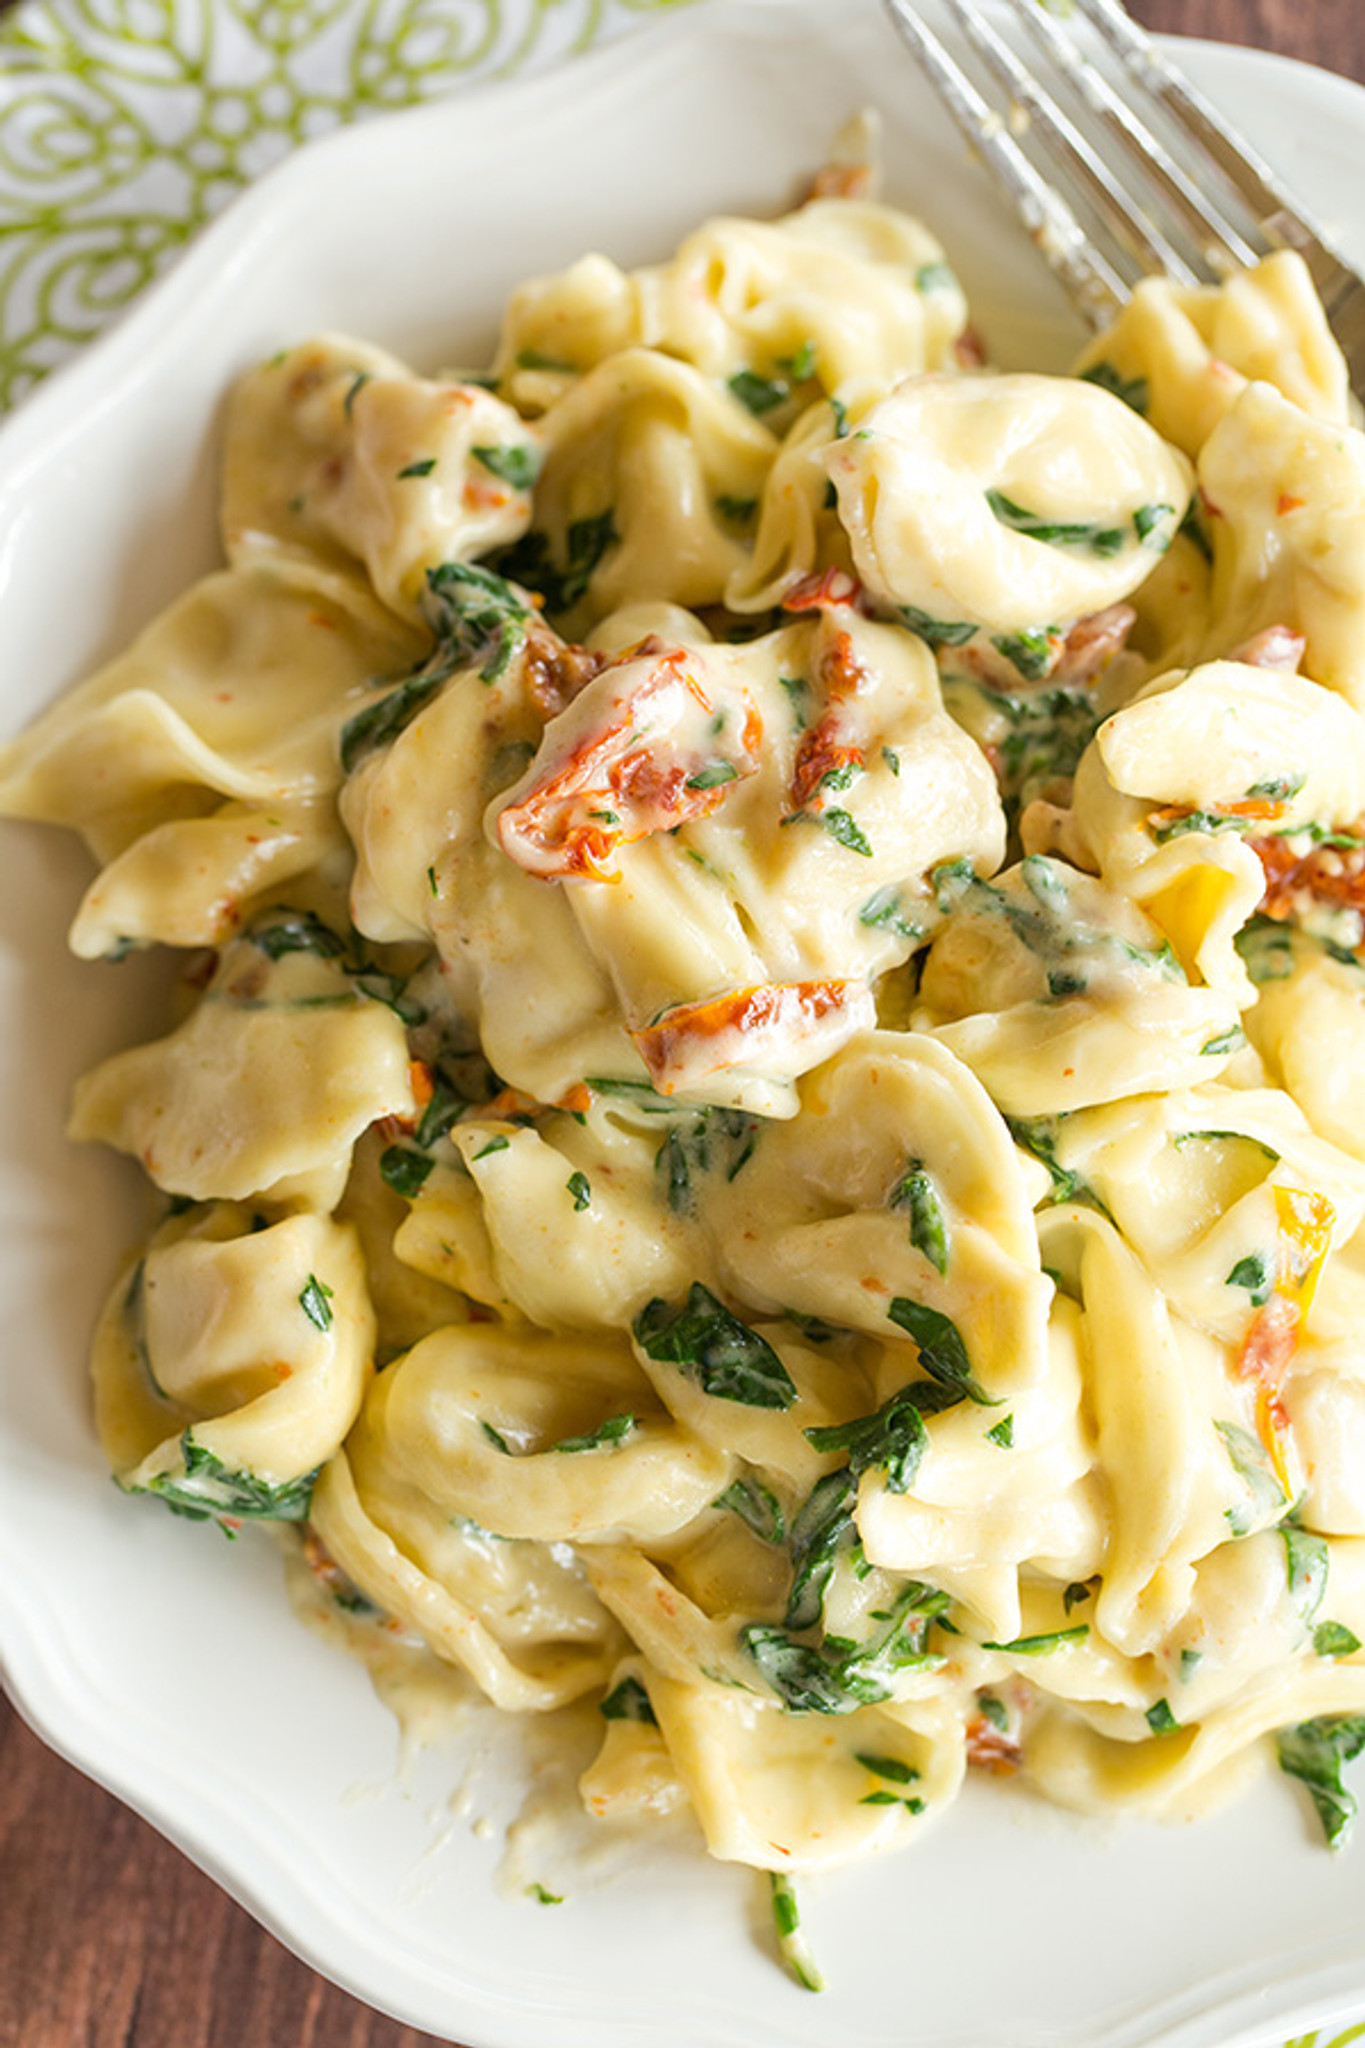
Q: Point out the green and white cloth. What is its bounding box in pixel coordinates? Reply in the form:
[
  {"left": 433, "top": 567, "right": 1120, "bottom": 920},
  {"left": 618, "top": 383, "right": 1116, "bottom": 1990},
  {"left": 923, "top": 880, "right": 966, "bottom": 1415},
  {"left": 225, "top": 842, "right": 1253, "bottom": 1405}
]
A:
[
  {"left": 0, "top": 8, "right": 1361, "bottom": 2048},
  {"left": 0, "top": 0, "right": 693, "bottom": 408}
]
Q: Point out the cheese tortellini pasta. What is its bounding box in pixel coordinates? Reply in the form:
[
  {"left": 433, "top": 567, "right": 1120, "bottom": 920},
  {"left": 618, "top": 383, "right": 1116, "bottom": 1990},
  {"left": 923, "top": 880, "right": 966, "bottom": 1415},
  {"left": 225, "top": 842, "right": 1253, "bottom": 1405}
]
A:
[{"left": 8, "top": 135, "right": 1365, "bottom": 1970}]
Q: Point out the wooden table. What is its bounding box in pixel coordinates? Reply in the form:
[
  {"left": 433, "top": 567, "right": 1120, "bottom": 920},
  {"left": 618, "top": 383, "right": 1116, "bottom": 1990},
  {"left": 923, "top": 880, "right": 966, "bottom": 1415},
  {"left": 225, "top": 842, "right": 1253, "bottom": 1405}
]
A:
[{"left": 4, "top": 4, "right": 1365, "bottom": 2045}]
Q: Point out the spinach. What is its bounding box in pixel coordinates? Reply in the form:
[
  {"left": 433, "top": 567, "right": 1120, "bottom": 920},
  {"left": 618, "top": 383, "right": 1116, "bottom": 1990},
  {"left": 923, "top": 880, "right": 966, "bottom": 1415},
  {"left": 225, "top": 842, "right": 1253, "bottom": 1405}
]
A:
[
  {"left": 1283, "top": 1524, "right": 1329, "bottom": 1622},
  {"left": 803, "top": 1380, "right": 955, "bottom": 1495},
  {"left": 1145, "top": 1698, "right": 1181, "bottom": 1734},
  {"left": 1005, "top": 1114, "right": 1112, "bottom": 1217},
  {"left": 991, "top": 628, "right": 1057, "bottom": 682},
  {"left": 1314, "top": 1621, "right": 1363, "bottom": 1658},
  {"left": 1276, "top": 1713, "right": 1365, "bottom": 1847},
  {"left": 379, "top": 1145, "right": 433, "bottom": 1197},
  {"left": 858, "top": 885, "right": 922, "bottom": 942},
  {"left": 1063, "top": 1580, "right": 1094, "bottom": 1615},
  {"left": 986, "top": 488, "right": 1127, "bottom": 557},
  {"left": 743, "top": 1580, "right": 948, "bottom": 1714},
  {"left": 980, "top": 1625, "right": 1089, "bottom": 1655},
  {"left": 553, "top": 1413, "right": 635, "bottom": 1453},
  {"left": 769, "top": 1873, "right": 825, "bottom": 1994},
  {"left": 915, "top": 260, "right": 958, "bottom": 294},
  {"left": 855, "top": 1751, "right": 920, "bottom": 1784},
  {"left": 782, "top": 806, "right": 873, "bottom": 856},
  {"left": 250, "top": 908, "right": 347, "bottom": 962},
  {"left": 1215, "top": 1419, "right": 1287, "bottom": 1535},
  {"left": 729, "top": 368, "right": 791, "bottom": 415},
  {"left": 599, "top": 1675, "right": 657, "bottom": 1724},
  {"left": 715, "top": 493, "right": 758, "bottom": 525},
  {"left": 396, "top": 457, "right": 437, "bottom": 478},
  {"left": 633, "top": 1284, "right": 797, "bottom": 1409},
  {"left": 1199, "top": 1026, "right": 1246, "bottom": 1058},
  {"left": 898, "top": 603, "right": 977, "bottom": 648},
  {"left": 1078, "top": 361, "right": 1150, "bottom": 414},
  {"left": 655, "top": 1107, "right": 762, "bottom": 1215},
  {"left": 586, "top": 1074, "right": 679, "bottom": 1115},
  {"left": 566, "top": 1170, "right": 592, "bottom": 1211},
  {"left": 340, "top": 563, "right": 530, "bottom": 770},
  {"left": 137, "top": 1433, "right": 318, "bottom": 1524},
  {"left": 986, "top": 1414, "right": 1014, "bottom": 1449},
  {"left": 714, "top": 1475, "right": 787, "bottom": 1545},
  {"left": 1226, "top": 1252, "right": 1274, "bottom": 1307},
  {"left": 784, "top": 1469, "right": 860, "bottom": 1630},
  {"left": 886, "top": 1297, "right": 992, "bottom": 1403},
  {"left": 298, "top": 1273, "right": 334, "bottom": 1332},
  {"left": 471, "top": 443, "right": 540, "bottom": 489},
  {"left": 888, "top": 1160, "right": 949, "bottom": 1275},
  {"left": 495, "top": 509, "right": 617, "bottom": 616},
  {"left": 989, "top": 684, "right": 1102, "bottom": 821},
  {"left": 424, "top": 559, "right": 531, "bottom": 683}
]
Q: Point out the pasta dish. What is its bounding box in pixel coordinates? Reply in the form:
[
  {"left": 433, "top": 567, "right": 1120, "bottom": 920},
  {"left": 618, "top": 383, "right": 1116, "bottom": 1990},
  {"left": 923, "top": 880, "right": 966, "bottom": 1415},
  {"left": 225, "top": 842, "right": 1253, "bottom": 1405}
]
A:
[{"left": 6, "top": 120, "right": 1365, "bottom": 1982}]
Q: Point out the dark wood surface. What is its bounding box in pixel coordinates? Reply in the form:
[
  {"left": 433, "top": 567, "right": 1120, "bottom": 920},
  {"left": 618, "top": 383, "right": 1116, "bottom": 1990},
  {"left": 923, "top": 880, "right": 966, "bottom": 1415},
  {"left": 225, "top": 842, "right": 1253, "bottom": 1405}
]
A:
[{"left": 4, "top": 5, "right": 1365, "bottom": 2046}]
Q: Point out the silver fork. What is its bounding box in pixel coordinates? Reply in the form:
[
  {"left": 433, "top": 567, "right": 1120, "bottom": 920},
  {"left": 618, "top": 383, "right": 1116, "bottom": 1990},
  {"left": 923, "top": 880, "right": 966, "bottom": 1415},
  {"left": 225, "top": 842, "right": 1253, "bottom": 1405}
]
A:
[{"left": 880, "top": 0, "right": 1365, "bottom": 386}]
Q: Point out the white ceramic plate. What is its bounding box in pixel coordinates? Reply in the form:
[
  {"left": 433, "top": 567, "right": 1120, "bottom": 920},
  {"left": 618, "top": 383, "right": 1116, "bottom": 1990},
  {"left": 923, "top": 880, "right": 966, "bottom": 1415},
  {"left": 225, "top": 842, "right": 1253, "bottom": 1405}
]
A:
[{"left": 4, "top": 5, "right": 1365, "bottom": 2044}]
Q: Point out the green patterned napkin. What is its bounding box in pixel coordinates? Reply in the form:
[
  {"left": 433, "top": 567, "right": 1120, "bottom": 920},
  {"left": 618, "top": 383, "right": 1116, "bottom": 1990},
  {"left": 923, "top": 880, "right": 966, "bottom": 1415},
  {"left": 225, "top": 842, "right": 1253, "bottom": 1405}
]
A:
[
  {"left": 0, "top": 8, "right": 1361, "bottom": 2048},
  {"left": 0, "top": 0, "right": 694, "bottom": 408}
]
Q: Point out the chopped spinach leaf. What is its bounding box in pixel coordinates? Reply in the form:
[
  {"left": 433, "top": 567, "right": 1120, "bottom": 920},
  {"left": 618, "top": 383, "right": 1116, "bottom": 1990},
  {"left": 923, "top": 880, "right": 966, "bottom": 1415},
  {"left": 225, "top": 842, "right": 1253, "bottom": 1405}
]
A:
[
  {"left": 714, "top": 1475, "right": 787, "bottom": 1545},
  {"left": 249, "top": 907, "right": 348, "bottom": 962},
  {"left": 480, "top": 1420, "right": 513, "bottom": 1455},
  {"left": 915, "top": 260, "right": 958, "bottom": 294},
  {"left": 986, "top": 488, "right": 1126, "bottom": 557},
  {"left": 980, "top": 1625, "right": 1089, "bottom": 1655},
  {"left": 599, "top": 1675, "right": 657, "bottom": 1724},
  {"left": 655, "top": 1107, "right": 761, "bottom": 1215},
  {"left": 886, "top": 1297, "right": 992, "bottom": 1403},
  {"left": 566, "top": 1170, "right": 592, "bottom": 1211},
  {"left": 986, "top": 1414, "right": 1014, "bottom": 1449},
  {"left": 803, "top": 1380, "right": 945, "bottom": 1494},
  {"left": 1276, "top": 1713, "right": 1365, "bottom": 1848},
  {"left": 991, "top": 628, "right": 1057, "bottom": 682},
  {"left": 1215, "top": 1419, "right": 1287, "bottom": 1535},
  {"left": 473, "top": 1135, "right": 511, "bottom": 1160},
  {"left": 1006, "top": 1114, "right": 1112, "bottom": 1217},
  {"left": 1314, "top": 1621, "right": 1363, "bottom": 1658},
  {"left": 1146, "top": 1698, "right": 1181, "bottom": 1735},
  {"left": 634, "top": 1284, "right": 797, "bottom": 1408},
  {"left": 299, "top": 1273, "right": 334, "bottom": 1332},
  {"left": 379, "top": 1144, "right": 433, "bottom": 1199},
  {"left": 137, "top": 1432, "right": 318, "bottom": 1524},
  {"left": 1063, "top": 1580, "right": 1094, "bottom": 1614},
  {"left": 898, "top": 603, "right": 977, "bottom": 648},
  {"left": 1283, "top": 1524, "right": 1329, "bottom": 1622},
  {"left": 769, "top": 1873, "right": 825, "bottom": 1994},
  {"left": 397, "top": 457, "right": 436, "bottom": 478},
  {"left": 471, "top": 442, "right": 540, "bottom": 489},
  {"left": 855, "top": 1751, "right": 920, "bottom": 1783},
  {"left": 686, "top": 761, "right": 740, "bottom": 791},
  {"left": 857, "top": 884, "right": 921, "bottom": 942},
  {"left": 1078, "top": 360, "right": 1149, "bottom": 412},
  {"left": 888, "top": 1160, "right": 949, "bottom": 1275},
  {"left": 553, "top": 1412, "right": 635, "bottom": 1453},
  {"left": 729, "top": 368, "right": 790, "bottom": 415},
  {"left": 1227, "top": 1252, "right": 1274, "bottom": 1307},
  {"left": 496, "top": 510, "right": 617, "bottom": 615},
  {"left": 744, "top": 1580, "right": 949, "bottom": 1714}
]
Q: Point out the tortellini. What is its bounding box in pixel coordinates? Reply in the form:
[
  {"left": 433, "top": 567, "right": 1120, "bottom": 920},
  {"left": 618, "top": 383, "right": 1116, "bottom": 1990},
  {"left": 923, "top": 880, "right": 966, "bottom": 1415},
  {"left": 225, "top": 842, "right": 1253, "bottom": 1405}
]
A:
[
  {"left": 826, "top": 371, "right": 1194, "bottom": 640},
  {"left": 9, "top": 148, "right": 1365, "bottom": 1939}
]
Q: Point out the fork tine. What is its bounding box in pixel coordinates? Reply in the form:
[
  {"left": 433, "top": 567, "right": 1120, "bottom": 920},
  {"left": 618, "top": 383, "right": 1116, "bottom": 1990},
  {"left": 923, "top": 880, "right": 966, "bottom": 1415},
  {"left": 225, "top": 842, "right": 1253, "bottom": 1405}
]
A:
[
  {"left": 880, "top": 0, "right": 1126, "bottom": 324},
  {"left": 943, "top": 0, "right": 1200, "bottom": 288},
  {"left": 1073, "top": 0, "right": 1332, "bottom": 264},
  {"left": 1006, "top": 0, "right": 1261, "bottom": 274}
]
